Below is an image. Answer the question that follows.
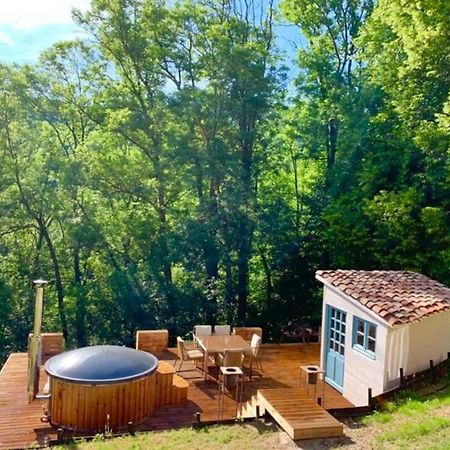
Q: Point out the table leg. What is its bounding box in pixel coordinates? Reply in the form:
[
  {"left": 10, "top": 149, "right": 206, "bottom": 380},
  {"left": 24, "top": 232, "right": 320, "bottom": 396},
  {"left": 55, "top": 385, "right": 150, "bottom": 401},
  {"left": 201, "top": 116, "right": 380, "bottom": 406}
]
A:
[{"left": 204, "top": 350, "right": 209, "bottom": 380}]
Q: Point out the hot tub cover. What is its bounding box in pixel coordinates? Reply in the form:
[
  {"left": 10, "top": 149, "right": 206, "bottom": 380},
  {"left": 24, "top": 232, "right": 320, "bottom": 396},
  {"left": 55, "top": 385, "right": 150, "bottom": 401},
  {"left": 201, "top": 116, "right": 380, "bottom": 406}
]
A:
[{"left": 45, "top": 345, "right": 159, "bottom": 384}]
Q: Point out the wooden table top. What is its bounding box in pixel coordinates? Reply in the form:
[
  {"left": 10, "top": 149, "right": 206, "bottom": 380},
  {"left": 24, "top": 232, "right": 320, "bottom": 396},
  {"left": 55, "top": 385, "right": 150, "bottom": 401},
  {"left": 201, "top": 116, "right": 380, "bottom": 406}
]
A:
[{"left": 197, "top": 334, "right": 250, "bottom": 353}]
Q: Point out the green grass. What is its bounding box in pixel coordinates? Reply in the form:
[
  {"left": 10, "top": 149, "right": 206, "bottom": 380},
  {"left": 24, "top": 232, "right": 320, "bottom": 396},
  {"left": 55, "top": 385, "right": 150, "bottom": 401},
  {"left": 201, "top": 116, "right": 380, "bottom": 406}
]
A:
[
  {"left": 54, "top": 422, "right": 277, "bottom": 450},
  {"left": 355, "top": 377, "right": 450, "bottom": 449}
]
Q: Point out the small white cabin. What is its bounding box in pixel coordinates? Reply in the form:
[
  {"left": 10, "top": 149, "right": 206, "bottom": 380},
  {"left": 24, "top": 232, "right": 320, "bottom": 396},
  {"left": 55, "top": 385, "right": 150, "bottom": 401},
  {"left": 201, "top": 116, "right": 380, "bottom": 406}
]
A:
[{"left": 316, "top": 270, "right": 450, "bottom": 406}]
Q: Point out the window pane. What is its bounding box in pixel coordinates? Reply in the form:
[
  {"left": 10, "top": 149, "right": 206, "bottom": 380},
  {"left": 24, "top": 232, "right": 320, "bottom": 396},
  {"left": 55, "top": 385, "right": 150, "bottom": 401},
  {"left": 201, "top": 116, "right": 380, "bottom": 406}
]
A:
[
  {"left": 330, "top": 330, "right": 335, "bottom": 340},
  {"left": 339, "top": 345, "right": 345, "bottom": 355},
  {"left": 341, "top": 323, "right": 346, "bottom": 333},
  {"left": 331, "top": 309, "right": 336, "bottom": 318},
  {"left": 368, "top": 338, "right": 376, "bottom": 352},
  {"left": 341, "top": 335, "right": 345, "bottom": 345},
  {"left": 368, "top": 325, "right": 376, "bottom": 339},
  {"left": 357, "top": 320, "right": 364, "bottom": 333},
  {"left": 357, "top": 334, "right": 364, "bottom": 346},
  {"left": 334, "top": 342, "right": 339, "bottom": 352},
  {"left": 329, "top": 339, "right": 333, "bottom": 349}
]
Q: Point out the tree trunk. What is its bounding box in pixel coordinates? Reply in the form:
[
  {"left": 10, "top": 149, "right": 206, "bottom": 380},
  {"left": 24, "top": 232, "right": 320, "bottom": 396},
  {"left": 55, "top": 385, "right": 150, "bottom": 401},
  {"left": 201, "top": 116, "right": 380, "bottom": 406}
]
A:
[
  {"left": 39, "top": 220, "right": 68, "bottom": 342},
  {"left": 237, "top": 231, "right": 252, "bottom": 324},
  {"left": 73, "top": 245, "right": 86, "bottom": 347},
  {"left": 153, "top": 149, "right": 175, "bottom": 318},
  {"left": 237, "top": 133, "right": 255, "bottom": 325},
  {"left": 221, "top": 214, "right": 234, "bottom": 322},
  {"left": 204, "top": 176, "right": 220, "bottom": 323},
  {"left": 325, "top": 118, "right": 339, "bottom": 187},
  {"left": 258, "top": 245, "right": 273, "bottom": 306},
  {"left": 290, "top": 150, "right": 302, "bottom": 235}
]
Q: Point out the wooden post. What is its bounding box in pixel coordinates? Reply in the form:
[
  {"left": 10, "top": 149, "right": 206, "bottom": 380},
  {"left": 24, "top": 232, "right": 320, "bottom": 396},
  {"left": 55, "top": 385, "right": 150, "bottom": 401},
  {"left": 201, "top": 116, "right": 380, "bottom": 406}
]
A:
[
  {"left": 255, "top": 405, "right": 260, "bottom": 418},
  {"left": 430, "top": 360, "right": 435, "bottom": 383},
  {"left": 27, "top": 279, "right": 48, "bottom": 403},
  {"left": 192, "top": 412, "right": 201, "bottom": 429},
  {"left": 399, "top": 368, "right": 404, "bottom": 387},
  {"left": 368, "top": 388, "right": 373, "bottom": 408}
]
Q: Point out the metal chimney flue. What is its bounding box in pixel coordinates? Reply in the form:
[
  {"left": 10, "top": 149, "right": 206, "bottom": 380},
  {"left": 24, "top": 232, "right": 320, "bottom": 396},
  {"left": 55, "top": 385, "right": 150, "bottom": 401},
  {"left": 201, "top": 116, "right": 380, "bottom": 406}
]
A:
[{"left": 27, "top": 279, "right": 48, "bottom": 403}]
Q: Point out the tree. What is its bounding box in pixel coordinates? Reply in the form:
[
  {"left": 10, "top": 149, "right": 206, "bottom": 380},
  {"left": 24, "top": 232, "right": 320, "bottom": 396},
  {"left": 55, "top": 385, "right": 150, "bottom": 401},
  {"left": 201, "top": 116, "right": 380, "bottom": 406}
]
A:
[{"left": 281, "top": 0, "right": 373, "bottom": 191}]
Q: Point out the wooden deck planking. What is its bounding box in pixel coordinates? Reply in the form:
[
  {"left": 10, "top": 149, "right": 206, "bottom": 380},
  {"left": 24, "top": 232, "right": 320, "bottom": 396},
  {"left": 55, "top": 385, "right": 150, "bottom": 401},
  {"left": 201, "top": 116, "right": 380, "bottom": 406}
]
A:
[
  {"left": 138, "top": 344, "right": 352, "bottom": 431},
  {"left": 0, "top": 354, "right": 52, "bottom": 449},
  {"left": 257, "top": 388, "right": 343, "bottom": 440},
  {"left": 0, "top": 344, "right": 352, "bottom": 449}
]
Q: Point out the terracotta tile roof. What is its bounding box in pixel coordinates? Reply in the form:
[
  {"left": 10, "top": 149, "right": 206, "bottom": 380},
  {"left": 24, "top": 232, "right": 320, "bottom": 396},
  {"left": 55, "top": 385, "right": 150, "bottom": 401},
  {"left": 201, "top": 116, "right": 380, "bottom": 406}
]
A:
[{"left": 315, "top": 270, "right": 450, "bottom": 326}]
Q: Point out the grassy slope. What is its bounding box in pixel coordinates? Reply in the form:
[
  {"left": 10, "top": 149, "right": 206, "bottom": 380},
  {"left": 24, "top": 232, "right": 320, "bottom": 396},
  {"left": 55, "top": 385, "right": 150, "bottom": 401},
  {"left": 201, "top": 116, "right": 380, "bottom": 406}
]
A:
[
  {"left": 53, "top": 422, "right": 291, "bottom": 450},
  {"left": 342, "top": 376, "right": 450, "bottom": 449},
  {"left": 55, "top": 377, "right": 450, "bottom": 450}
]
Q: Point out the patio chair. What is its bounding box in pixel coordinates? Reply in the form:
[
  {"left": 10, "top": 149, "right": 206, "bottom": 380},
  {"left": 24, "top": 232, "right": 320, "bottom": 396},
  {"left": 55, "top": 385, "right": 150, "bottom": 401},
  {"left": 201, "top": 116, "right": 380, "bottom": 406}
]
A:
[
  {"left": 214, "top": 324, "right": 231, "bottom": 335},
  {"left": 243, "top": 333, "right": 263, "bottom": 380},
  {"left": 174, "top": 336, "right": 204, "bottom": 374},
  {"left": 193, "top": 325, "right": 212, "bottom": 344}
]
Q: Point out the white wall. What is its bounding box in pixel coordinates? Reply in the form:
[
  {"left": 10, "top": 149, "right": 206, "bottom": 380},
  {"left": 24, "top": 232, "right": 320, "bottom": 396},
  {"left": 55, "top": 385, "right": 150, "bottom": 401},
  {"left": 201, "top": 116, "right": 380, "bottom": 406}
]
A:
[
  {"left": 383, "top": 310, "right": 450, "bottom": 391},
  {"left": 383, "top": 324, "right": 409, "bottom": 391},
  {"left": 320, "top": 286, "right": 389, "bottom": 406}
]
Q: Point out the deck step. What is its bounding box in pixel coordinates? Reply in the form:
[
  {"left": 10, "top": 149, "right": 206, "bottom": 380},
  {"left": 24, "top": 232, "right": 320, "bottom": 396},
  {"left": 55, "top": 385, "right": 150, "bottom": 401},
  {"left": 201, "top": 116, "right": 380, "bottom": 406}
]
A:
[
  {"left": 238, "top": 394, "right": 265, "bottom": 419},
  {"left": 257, "top": 388, "right": 343, "bottom": 440}
]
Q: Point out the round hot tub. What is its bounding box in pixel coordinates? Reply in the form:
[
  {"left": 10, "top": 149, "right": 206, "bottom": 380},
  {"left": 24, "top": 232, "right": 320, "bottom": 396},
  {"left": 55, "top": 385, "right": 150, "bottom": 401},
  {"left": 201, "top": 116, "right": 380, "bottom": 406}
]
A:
[{"left": 45, "top": 345, "right": 159, "bottom": 432}]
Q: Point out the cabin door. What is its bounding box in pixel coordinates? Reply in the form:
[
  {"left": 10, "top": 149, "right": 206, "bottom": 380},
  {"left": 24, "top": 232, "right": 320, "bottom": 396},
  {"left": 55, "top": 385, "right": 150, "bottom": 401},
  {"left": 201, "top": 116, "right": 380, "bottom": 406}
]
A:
[{"left": 325, "top": 306, "right": 346, "bottom": 391}]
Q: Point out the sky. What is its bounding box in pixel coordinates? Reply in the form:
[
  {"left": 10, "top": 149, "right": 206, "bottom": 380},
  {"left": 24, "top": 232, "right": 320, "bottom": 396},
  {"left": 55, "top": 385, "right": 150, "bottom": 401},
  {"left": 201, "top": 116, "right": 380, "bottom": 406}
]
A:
[
  {"left": 0, "top": 0, "right": 300, "bottom": 66},
  {"left": 0, "top": 0, "right": 91, "bottom": 64}
]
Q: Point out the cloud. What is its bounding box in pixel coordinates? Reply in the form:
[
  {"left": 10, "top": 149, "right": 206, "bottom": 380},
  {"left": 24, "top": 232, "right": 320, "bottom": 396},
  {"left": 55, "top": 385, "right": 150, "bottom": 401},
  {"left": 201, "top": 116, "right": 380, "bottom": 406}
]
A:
[
  {"left": 0, "top": 23, "right": 88, "bottom": 64},
  {"left": 0, "top": 1, "right": 91, "bottom": 63},
  {"left": 0, "top": 0, "right": 91, "bottom": 30},
  {"left": 0, "top": 31, "right": 13, "bottom": 46}
]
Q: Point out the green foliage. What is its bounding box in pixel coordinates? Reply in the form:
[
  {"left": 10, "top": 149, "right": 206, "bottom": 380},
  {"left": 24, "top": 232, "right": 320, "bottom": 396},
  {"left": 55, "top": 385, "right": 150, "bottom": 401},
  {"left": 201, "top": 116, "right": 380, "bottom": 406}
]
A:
[{"left": 0, "top": 0, "right": 449, "bottom": 354}]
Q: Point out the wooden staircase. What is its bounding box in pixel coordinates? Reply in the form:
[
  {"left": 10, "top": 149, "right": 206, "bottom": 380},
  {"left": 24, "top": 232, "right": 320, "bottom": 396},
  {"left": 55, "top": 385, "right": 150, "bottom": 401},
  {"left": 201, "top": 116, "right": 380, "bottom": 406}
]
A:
[
  {"left": 155, "top": 361, "right": 189, "bottom": 408},
  {"left": 238, "top": 394, "right": 265, "bottom": 419}
]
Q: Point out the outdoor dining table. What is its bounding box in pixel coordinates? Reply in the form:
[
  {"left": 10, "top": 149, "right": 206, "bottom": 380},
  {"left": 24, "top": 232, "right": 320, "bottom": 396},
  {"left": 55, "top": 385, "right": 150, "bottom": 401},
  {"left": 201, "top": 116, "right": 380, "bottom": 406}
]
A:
[{"left": 196, "top": 334, "right": 251, "bottom": 380}]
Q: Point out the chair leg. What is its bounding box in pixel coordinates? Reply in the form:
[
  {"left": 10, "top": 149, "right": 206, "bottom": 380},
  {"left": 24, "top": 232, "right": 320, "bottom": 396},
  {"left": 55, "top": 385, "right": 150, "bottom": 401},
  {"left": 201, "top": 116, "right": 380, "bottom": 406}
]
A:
[
  {"left": 177, "top": 360, "right": 184, "bottom": 374},
  {"left": 258, "top": 357, "right": 263, "bottom": 374}
]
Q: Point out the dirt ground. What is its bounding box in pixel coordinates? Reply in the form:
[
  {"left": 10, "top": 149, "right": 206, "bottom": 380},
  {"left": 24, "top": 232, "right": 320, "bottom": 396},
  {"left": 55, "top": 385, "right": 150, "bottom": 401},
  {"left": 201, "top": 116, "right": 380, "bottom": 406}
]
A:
[{"left": 259, "top": 418, "right": 377, "bottom": 450}]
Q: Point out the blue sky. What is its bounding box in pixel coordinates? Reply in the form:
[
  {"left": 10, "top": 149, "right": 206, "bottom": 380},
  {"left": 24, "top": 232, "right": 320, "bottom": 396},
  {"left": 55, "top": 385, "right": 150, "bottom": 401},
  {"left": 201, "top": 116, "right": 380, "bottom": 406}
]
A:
[
  {"left": 0, "top": 0, "right": 301, "bottom": 66},
  {"left": 0, "top": 0, "right": 90, "bottom": 64}
]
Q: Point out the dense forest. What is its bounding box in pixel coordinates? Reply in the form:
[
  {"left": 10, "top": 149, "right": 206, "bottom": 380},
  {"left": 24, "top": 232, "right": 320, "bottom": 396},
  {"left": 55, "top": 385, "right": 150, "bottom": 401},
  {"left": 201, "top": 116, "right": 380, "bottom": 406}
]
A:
[{"left": 0, "top": 0, "right": 449, "bottom": 360}]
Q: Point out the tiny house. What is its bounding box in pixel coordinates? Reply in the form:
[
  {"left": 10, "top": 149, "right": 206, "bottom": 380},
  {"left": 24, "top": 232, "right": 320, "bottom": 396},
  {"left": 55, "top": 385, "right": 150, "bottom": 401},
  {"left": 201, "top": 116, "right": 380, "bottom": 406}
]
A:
[{"left": 316, "top": 270, "right": 450, "bottom": 406}]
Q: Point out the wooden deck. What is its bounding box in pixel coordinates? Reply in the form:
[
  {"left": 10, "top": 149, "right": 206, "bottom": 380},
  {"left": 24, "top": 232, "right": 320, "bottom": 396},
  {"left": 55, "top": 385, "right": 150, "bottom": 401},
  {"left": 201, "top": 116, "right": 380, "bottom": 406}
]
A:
[{"left": 0, "top": 344, "right": 353, "bottom": 449}]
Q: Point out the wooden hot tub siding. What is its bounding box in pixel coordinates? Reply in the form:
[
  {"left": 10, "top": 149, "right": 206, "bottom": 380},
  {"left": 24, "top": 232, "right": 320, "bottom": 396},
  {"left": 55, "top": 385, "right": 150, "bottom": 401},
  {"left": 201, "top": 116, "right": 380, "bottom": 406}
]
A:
[{"left": 48, "top": 361, "right": 188, "bottom": 432}]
